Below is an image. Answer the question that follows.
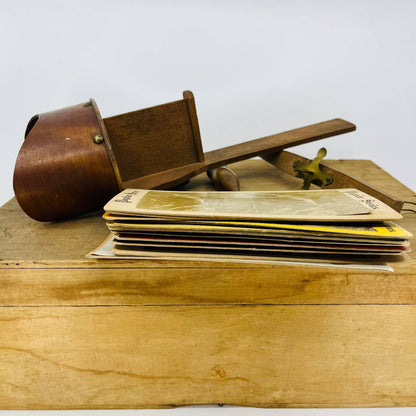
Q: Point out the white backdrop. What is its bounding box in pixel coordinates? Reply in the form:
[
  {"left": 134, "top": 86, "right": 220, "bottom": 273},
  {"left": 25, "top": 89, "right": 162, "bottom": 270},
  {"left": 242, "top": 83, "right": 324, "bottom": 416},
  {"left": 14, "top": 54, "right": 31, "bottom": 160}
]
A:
[{"left": 1, "top": 1, "right": 415, "bottom": 415}]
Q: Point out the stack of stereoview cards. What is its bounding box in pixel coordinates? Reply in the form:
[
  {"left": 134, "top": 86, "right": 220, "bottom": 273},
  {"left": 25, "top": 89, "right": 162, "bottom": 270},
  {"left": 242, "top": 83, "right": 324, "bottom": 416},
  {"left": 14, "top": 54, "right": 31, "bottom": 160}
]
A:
[{"left": 89, "top": 188, "right": 412, "bottom": 270}]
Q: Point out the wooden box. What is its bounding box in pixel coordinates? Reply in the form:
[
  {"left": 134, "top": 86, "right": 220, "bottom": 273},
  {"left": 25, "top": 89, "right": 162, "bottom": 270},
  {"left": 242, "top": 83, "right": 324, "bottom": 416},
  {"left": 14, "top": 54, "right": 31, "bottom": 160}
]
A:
[{"left": 1, "top": 159, "right": 415, "bottom": 409}]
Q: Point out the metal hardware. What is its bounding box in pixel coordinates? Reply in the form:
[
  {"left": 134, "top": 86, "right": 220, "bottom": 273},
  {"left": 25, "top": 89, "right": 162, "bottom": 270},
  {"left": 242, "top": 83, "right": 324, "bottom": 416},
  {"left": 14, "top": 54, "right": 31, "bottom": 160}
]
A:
[
  {"left": 293, "top": 147, "right": 334, "bottom": 190},
  {"left": 93, "top": 134, "right": 104, "bottom": 144}
]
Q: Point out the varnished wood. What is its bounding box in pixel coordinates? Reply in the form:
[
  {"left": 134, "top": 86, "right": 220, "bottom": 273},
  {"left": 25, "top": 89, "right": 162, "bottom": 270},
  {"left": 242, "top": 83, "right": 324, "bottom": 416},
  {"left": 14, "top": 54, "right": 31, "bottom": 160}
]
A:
[
  {"left": 203, "top": 118, "right": 355, "bottom": 168},
  {"left": 123, "top": 118, "right": 356, "bottom": 189},
  {"left": 182, "top": 90, "right": 204, "bottom": 162},
  {"left": 13, "top": 101, "right": 119, "bottom": 222},
  {"left": 90, "top": 98, "right": 123, "bottom": 189},
  {"left": 104, "top": 97, "right": 201, "bottom": 182},
  {"left": 13, "top": 91, "right": 355, "bottom": 221},
  {"left": 2, "top": 159, "right": 416, "bottom": 409}
]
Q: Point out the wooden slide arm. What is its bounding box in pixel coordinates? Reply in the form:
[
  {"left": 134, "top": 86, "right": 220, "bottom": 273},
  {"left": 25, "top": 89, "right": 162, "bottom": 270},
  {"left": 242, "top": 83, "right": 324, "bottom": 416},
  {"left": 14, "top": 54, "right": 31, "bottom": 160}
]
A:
[
  {"left": 126, "top": 118, "right": 356, "bottom": 189},
  {"left": 203, "top": 118, "right": 355, "bottom": 169}
]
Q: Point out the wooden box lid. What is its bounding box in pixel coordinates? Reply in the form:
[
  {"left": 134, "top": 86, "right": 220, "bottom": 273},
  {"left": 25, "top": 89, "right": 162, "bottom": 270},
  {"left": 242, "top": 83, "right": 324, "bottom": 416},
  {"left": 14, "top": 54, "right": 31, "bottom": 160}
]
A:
[{"left": 2, "top": 159, "right": 416, "bottom": 308}]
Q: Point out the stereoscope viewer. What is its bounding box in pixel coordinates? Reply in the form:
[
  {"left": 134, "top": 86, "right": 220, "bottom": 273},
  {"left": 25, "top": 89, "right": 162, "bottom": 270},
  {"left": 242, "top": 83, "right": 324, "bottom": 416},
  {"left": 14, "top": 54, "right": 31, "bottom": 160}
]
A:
[{"left": 13, "top": 90, "right": 358, "bottom": 222}]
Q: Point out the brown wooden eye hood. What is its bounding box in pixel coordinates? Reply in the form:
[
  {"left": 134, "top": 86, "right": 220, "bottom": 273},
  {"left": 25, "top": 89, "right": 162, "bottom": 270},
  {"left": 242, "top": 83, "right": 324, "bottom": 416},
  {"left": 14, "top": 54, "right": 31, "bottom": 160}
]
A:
[
  {"left": 13, "top": 91, "right": 356, "bottom": 222},
  {"left": 13, "top": 101, "right": 120, "bottom": 222}
]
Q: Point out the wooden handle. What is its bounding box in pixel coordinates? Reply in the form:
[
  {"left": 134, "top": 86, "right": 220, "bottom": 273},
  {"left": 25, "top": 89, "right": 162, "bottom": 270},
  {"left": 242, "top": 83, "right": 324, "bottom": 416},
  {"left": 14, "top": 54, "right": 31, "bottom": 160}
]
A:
[{"left": 207, "top": 166, "right": 240, "bottom": 191}]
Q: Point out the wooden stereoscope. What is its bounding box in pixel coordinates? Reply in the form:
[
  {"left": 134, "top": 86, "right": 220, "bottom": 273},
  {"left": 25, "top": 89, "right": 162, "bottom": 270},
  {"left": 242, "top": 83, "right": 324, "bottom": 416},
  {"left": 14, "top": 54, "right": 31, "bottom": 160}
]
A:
[{"left": 13, "top": 91, "right": 356, "bottom": 221}]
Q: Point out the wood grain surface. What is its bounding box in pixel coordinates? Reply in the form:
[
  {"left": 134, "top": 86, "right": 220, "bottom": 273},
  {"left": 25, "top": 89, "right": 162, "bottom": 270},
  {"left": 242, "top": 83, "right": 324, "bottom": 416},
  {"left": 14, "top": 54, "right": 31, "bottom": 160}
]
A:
[
  {"left": 13, "top": 102, "right": 119, "bottom": 222},
  {"left": 1, "top": 305, "right": 416, "bottom": 409},
  {"left": 123, "top": 118, "right": 356, "bottom": 189},
  {"left": 1, "top": 159, "right": 416, "bottom": 409},
  {"left": 12, "top": 91, "right": 355, "bottom": 222}
]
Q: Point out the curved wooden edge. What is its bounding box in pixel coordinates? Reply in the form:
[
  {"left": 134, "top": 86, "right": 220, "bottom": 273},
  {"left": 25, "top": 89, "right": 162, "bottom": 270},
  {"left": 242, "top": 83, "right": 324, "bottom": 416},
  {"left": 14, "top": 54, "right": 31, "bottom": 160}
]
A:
[
  {"left": 183, "top": 90, "right": 204, "bottom": 162},
  {"left": 90, "top": 98, "right": 123, "bottom": 191},
  {"left": 13, "top": 101, "right": 120, "bottom": 221}
]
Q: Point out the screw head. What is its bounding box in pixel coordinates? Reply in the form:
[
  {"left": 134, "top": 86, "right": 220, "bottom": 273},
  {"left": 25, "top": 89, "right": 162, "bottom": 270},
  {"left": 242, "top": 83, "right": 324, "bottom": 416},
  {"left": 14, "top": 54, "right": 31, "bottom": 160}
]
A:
[{"left": 93, "top": 134, "right": 104, "bottom": 144}]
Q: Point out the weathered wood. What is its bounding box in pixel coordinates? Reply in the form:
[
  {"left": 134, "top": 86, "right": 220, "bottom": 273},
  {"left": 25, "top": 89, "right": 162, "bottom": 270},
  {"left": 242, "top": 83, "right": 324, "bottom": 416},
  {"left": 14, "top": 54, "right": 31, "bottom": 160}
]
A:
[
  {"left": 1, "top": 306, "right": 416, "bottom": 409},
  {"left": 1, "top": 265, "right": 416, "bottom": 307},
  {"left": 1, "top": 159, "right": 416, "bottom": 409},
  {"left": 2, "top": 159, "right": 414, "bottom": 263}
]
